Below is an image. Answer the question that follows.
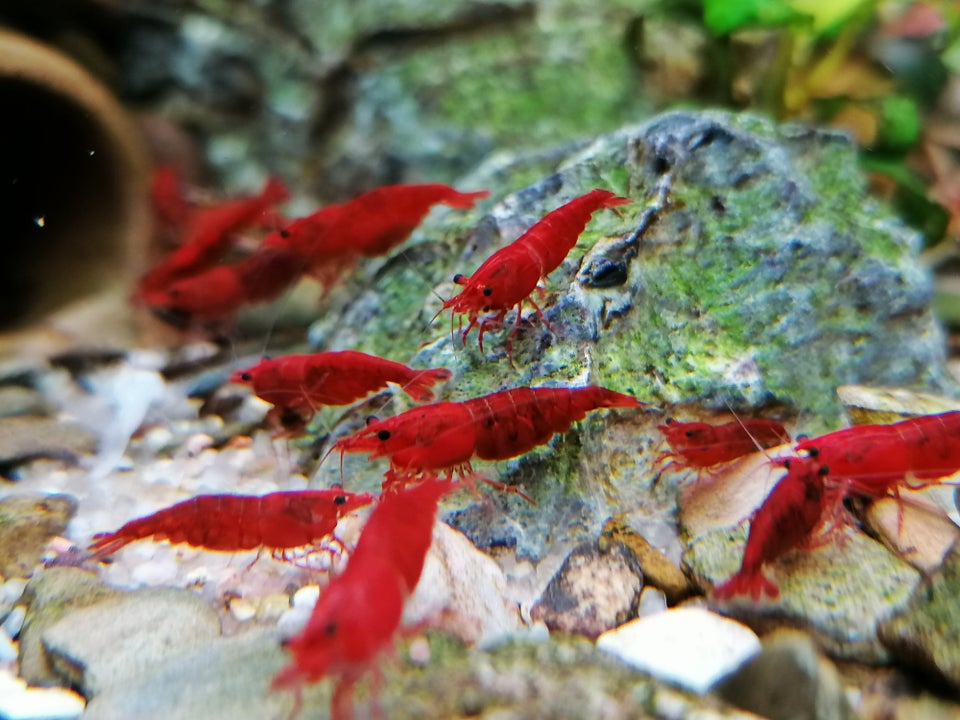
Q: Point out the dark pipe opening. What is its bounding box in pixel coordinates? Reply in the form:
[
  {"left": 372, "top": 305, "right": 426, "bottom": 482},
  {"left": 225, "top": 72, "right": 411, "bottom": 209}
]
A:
[
  {"left": 0, "top": 30, "right": 147, "bottom": 333},
  {"left": 0, "top": 77, "right": 130, "bottom": 327}
]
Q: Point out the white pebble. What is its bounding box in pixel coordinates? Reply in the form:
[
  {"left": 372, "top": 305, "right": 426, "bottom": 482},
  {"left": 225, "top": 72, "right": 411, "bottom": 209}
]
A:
[
  {"left": 0, "top": 669, "right": 85, "bottom": 720},
  {"left": 597, "top": 607, "right": 761, "bottom": 694},
  {"left": 3, "top": 606, "right": 26, "bottom": 637},
  {"left": 141, "top": 426, "right": 175, "bottom": 454},
  {"left": 182, "top": 567, "right": 211, "bottom": 588},
  {"left": 228, "top": 597, "right": 257, "bottom": 623},
  {"left": 276, "top": 605, "right": 313, "bottom": 638},
  {"left": 0, "top": 627, "right": 17, "bottom": 662},
  {"left": 407, "top": 637, "right": 431, "bottom": 665},
  {"left": 2, "top": 579, "right": 27, "bottom": 605},
  {"left": 292, "top": 584, "right": 320, "bottom": 610},
  {"left": 130, "top": 556, "right": 180, "bottom": 586},
  {"left": 637, "top": 587, "right": 667, "bottom": 617}
]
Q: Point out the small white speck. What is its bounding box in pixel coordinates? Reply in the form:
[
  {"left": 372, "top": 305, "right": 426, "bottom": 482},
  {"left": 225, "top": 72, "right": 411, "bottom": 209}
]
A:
[
  {"left": 34, "top": 216, "right": 45, "bottom": 228},
  {"left": 88, "top": 150, "right": 96, "bottom": 156}
]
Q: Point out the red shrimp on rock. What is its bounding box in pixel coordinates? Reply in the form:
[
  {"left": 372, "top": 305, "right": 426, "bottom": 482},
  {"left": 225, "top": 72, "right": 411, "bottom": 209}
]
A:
[
  {"left": 272, "top": 477, "right": 455, "bottom": 719},
  {"left": 331, "top": 385, "right": 642, "bottom": 487},
  {"left": 230, "top": 351, "right": 452, "bottom": 435},
  {"left": 712, "top": 456, "right": 829, "bottom": 601},
  {"left": 440, "top": 188, "right": 631, "bottom": 352},
  {"left": 137, "top": 175, "right": 289, "bottom": 297},
  {"left": 794, "top": 410, "right": 960, "bottom": 530},
  {"left": 656, "top": 417, "right": 790, "bottom": 473},
  {"left": 87, "top": 489, "right": 375, "bottom": 564}
]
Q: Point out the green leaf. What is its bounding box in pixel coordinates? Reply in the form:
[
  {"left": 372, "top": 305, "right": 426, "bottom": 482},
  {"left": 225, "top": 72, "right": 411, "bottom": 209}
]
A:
[
  {"left": 876, "top": 96, "right": 922, "bottom": 151},
  {"left": 787, "top": 0, "right": 874, "bottom": 35},
  {"left": 860, "top": 152, "right": 949, "bottom": 248},
  {"left": 702, "top": 0, "right": 809, "bottom": 35}
]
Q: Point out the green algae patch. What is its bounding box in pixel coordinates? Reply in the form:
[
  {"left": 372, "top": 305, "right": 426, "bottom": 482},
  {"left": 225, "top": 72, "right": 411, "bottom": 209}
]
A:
[
  {"left": 689, "top": 526, "right": 921, "bottom": 664},
  {"left": 358, "top": 632, "right": 753, "bottom": 720}
]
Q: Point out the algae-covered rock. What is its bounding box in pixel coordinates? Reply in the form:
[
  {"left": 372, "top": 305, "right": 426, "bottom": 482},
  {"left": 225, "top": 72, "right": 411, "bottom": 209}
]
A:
[
  {"left": 689, "top": 526, "right": 920, "bottom": 664},
  {"left": 310, "top": 110, "right": 947, "bottom": 563}
]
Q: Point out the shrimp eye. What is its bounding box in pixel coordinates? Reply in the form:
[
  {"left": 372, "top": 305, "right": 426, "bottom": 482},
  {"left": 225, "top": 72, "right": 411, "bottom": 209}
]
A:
[
  {"left": 453, "top": 273, "right": 465, "bottom": 283},
  {"left": 377, "top": 429, "right": 391, "bottom": 441},
  {"left": 818, "top": 465, "right": 830, "bottom": 476},
  {"left": 664, "top": 418, "right": 675, "bottom": 425},
  {"left": 806, "top": 447, "right": 820, "bottom": 458},
  {"left": 782, "top": 459, "right": 791, "bottom": 469},
  {"left": 482, "top": 286, "right": 493, "bottom": 297},
  {"left": 324, "top": 622, "right": 337, "bottom": 637},
  {"left": 684, "top": 430, "right": 695, "bottom": 438},
  {"left": 279, "top": 228, "right": 290, "bottom": 238},
  {"left": 365, "top": 416, "right": 379, "bottom": 426},
  {"left": 334, "top": 495, "right": 347, "bottom": 505},
  {"left": 240, "top": 372, "right": 252, "bottom": 381}
]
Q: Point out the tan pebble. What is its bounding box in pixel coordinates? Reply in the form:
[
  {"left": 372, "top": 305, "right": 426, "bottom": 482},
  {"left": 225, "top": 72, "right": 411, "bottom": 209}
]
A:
[
  {"left": 256, "top": 593, "right": 292, "bottom": 622},
  {"left": 864, "top": 492, "right": 960, "bottom": 573},
  {"left": 223, "top": 435, "right": 253, "bottom": 450},
  {"left": 601, "top": 516, "right": 695, "bottom": 604},
  {"left": 228, "top": 597, "right": 256, "bottom": 622}
]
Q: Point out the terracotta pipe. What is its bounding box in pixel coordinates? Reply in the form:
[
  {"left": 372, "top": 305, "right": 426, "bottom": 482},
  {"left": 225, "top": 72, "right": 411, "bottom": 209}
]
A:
[{"left": 0, "top": 28, "right": 149, "bottom": 330}]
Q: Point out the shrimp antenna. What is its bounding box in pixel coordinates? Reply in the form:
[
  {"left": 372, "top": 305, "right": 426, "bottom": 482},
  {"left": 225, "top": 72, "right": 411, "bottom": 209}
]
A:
[{"left": 722, "top": 398, "right": 772, "bottom": 458}]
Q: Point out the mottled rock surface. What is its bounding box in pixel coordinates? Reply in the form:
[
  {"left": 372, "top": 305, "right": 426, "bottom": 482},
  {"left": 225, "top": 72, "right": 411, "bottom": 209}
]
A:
[
  {"left": 693, "top": 526, "right": 919, "bottom": 663},
  {"left": 0, "top": 494, "right": 76, "bottom": 578},
  {"left": 879, "top": 542, "right": 960, "bottom": 689},
  {"left": 531, "top": 541, "right": 643, "bottom": 639}
]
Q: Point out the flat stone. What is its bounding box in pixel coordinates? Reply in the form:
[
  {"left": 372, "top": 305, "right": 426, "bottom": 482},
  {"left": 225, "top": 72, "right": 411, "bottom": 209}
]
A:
[
  {"left": 714, "top": 629, "right": 851, "bottom": 720},
  {"left": 879, "top": 542, "right": 960, "bottom": 689},
  {"left": 41, "top": 587, "right": 222, "bottom": 695},
  {"left": 0, "top": 417, "right": 96, "bottom": 475},
  {"left": 80, "top": 628, "right": 308, "bottom": 720},
  {"left": 531, "top": 541, "right": 643, "bottom": 640},
  {"left": 18, "top": 568, "right": 120, "bottom": 687},
  {"left": 597, "top": 607, "right": 761, "bottom": 694},
  {"left": 0, "top": 386, "right": 48, "bottom": 418},
  {"left": 0, "top": 494, "right": 77, "bottom": 579}
]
